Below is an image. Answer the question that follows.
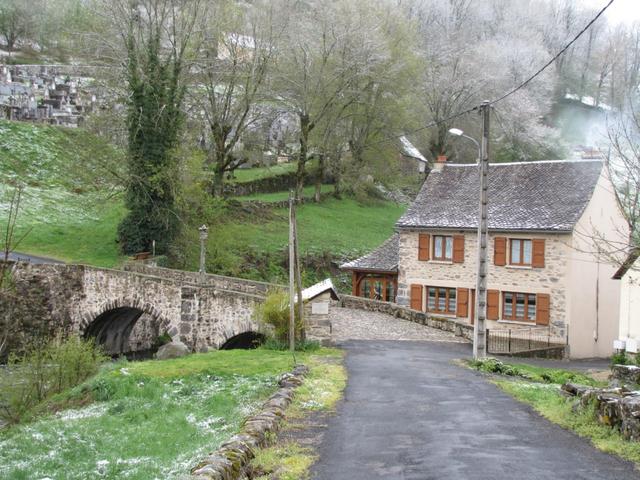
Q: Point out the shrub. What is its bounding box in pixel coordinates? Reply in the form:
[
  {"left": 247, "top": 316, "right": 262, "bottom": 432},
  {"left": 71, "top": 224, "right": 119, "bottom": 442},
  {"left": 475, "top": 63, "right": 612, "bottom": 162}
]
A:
[
  {"left": 253, "top": 290, "right": 302, "bottom": 344},
  {"left": 612, "top": 351, "right": 630, "bottom": 366},
  {"left": 0, "top": 335, "right": 108, "bottom": 424}
]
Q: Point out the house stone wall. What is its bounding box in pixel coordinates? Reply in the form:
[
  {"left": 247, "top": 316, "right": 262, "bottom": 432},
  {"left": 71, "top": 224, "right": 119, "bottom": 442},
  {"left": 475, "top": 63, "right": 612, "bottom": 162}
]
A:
[{"left": 396, "top": 229, "right": 572, "bottom": 336}]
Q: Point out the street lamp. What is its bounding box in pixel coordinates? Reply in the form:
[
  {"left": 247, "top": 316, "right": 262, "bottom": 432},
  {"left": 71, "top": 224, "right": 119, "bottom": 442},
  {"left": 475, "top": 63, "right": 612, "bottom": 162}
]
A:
[
  {"left": 198, "top": 224, "right": 208, "bottom": 276},
  {"left": 448, "top": 101, "right": 490, "bottom": 359},
  {"left": 448, "top": 128, "right": 481, "bottom": 161}
]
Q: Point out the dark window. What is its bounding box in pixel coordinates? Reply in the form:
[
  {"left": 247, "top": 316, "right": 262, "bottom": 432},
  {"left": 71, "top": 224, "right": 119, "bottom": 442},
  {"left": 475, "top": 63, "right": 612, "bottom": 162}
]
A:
[
  {"left": 503, "top": 291, "right": 537, "bottom": 321},
  {"left": 433, "top": 235, "right": 453, "bottom": 261},
  {"left": 427, "top": 286, "right": 456, "bottom": 314}
]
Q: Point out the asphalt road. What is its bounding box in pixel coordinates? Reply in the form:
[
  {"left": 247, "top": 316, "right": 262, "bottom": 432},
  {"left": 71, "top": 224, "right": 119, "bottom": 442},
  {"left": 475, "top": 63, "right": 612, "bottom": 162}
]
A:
[
  {"left": 6, "top": 251, "right": 62, "bottom": 264},
  {"left": 311, "top": 340, "right": 640, "bottom": 480}
]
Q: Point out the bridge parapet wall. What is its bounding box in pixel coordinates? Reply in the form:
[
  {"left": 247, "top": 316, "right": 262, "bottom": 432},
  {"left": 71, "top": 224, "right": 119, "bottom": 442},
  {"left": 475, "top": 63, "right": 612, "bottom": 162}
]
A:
[{"left": 123, "top": 263, "right": 283, "bottom": 296}]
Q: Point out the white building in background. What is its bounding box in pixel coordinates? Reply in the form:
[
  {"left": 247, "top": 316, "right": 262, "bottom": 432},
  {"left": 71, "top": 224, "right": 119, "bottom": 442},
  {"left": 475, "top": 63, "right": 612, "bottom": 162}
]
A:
[{"left": 614, "top": 254, "right": 640, "bottom": 353}]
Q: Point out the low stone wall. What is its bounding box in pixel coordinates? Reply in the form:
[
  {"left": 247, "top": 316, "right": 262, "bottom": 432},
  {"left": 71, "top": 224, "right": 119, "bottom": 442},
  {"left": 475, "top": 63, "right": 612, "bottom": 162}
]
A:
[
  {"left": 562, "top": 381, "right": 640, "bottom": 441},
  {"left": 239, "top": 191, "right": 332, "bottom": 210},
  {"left": 190, "top": 365, "right": 309, "bottom": 479},
  {"left": 340, "top": 295, "right": 473, "bottom": 341}
]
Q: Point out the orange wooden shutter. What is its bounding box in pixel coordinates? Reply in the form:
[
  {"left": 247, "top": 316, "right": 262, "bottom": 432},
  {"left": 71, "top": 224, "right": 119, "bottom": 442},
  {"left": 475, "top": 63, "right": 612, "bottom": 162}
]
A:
[
  {"left": 418, "top": 234, "right": 430, "bottom": 261},
  {"left": 410, "top": 284, "right": 423, "bottom": 311},
  {"left": 456, "top": 288, "right": 469, "bottom": 317},
  {"left": 494, "top": 237, "right": 506, "bottom": 266},
  {"left": 453, "top": 235, "right": 465, "bottom": 263},
  {"left": 532, "top": 239, "right": 545, "bottom": 268},
  {"left": 536, "top": 293, "right": 550, "bottom": 325},
  {"left": 487, "top": 290, "right": 499, "bottom": 320}
]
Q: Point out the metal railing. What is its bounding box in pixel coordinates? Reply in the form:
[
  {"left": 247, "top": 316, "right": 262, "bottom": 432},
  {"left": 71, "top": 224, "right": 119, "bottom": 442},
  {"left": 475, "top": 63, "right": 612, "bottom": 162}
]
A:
[{"left": 486, "top": 325, "right": 567, "bottom": 354}]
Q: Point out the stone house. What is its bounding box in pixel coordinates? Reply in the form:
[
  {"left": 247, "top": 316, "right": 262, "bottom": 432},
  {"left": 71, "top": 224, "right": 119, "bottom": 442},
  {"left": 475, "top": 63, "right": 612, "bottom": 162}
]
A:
[{"left": 342, "top": 159, "right": 628, "bottom": 358}]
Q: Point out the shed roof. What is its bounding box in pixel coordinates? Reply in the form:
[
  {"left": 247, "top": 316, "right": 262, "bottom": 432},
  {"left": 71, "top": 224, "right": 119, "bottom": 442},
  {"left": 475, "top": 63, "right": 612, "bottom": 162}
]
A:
[
  {"left": 299, "top": 278, "right": 339, "bottom": 301},
  {"left": 396, "top": 159, "right": 603, "bottom": 232},
  {"left": 340, "top": 234, "right": 399, "bottom": 273}
]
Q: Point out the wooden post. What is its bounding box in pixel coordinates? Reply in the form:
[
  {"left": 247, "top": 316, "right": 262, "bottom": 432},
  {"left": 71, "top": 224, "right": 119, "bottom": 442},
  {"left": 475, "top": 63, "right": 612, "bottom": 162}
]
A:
[
  {"left": 473, "top": 101, "right": 490, "bottom": 359},
  {"left": 288, "top": 191, "right": 296, "bottom": 352},
  {"left": 293, "top": 203, "right": 305, "bottom": 341}
]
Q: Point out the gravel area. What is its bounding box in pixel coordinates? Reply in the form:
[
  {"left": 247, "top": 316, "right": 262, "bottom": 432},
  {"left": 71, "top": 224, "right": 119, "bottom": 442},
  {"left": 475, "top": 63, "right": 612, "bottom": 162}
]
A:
[{"left": 329, "top": 307, "right": 468, "bottom": 343}]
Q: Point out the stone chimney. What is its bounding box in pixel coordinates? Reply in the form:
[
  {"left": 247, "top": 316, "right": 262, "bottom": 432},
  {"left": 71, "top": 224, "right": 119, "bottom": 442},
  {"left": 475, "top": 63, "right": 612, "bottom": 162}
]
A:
[{"left": 432, "top": 154, "right": 447, "bottom": 173}]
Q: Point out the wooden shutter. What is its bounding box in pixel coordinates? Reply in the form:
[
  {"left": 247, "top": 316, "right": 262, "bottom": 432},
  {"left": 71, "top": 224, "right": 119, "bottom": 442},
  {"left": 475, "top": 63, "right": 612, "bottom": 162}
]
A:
[
  {"left": 532, "top": 239, "right": 545, "bottom": 268},
  {"left": 536, "top": 293, "right": 550, "bottom": 325},
  {"left": 452, "top": 235, "right": 465, "bottom": 263},
  {"left": 456, "top": 288, "right": 469, "bottom": 318},
  {"left": 410, "top": 284, "right": 423, "bottom": 311},
  {"left": 418, "top": 234, "right": 430, "bottom": 261},
  {"left": 487, "top": 289, "right": 499, "bottom": 320},
  {"left": 494, "top": 237, "right": 506, "bottom": 266}
]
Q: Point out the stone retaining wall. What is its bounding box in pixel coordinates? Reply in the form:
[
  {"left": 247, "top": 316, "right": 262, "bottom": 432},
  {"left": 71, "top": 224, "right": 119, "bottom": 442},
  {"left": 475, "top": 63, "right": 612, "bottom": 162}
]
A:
[
  {"left": 189, "top": 365, "right": 309, "bottom": 479},
  {"left": 562, "top": 381, "right": 640, "bottom": 441},
  {"left": 340, "top": 295, "right": 473, "bottom": 341}
]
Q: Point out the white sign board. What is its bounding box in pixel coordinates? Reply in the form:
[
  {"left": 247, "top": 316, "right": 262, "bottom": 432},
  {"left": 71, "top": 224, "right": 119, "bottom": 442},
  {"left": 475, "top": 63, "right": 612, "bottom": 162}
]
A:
[
  {"left": 311, "top": 301, "right": 329, "bottom": 315},
  {"left": 626, "top": 338, "right": 638, "bottom": 353}
]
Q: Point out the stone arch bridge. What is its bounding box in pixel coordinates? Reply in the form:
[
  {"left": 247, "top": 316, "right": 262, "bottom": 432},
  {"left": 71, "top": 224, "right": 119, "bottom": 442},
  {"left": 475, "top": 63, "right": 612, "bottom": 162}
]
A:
[{"left": 8, "top": 262, "right": 278, "bottom": 355}]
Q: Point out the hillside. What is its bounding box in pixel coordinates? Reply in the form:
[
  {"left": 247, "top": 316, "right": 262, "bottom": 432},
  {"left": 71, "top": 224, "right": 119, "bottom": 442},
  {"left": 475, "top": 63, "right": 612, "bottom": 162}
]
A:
[
  {"left": 1, "top": 121, "right": 407, "bottom": 282},
  {"left": 0, "top": 120, "right": 126, "bottom": 266}
]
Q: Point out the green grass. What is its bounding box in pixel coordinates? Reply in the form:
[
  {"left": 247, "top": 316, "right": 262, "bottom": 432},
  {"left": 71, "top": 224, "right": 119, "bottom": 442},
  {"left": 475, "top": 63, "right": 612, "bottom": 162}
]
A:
[
  {"left": 231, "top": 163, "right": 298, "bottom": 183},
  {"left": 215, "top": 197, "right": 405, "bottom": 257},
  {"left": 0, "top": 120, "right": 125, "bottom": 267},
  {"left": 240, "top": 184, "right": 334, "bottom": 202},
  {"left": 468, "top": 358, "right": 605, "bottom": 387},
  {"left": 0, "top": 348, "right": 336, "bottom": 480},
  {"left": 250, "top": 352, "right": 346, "bottom": 479},
  {"left": 497, "top": 380, "right": 640, "bottom": 466}
]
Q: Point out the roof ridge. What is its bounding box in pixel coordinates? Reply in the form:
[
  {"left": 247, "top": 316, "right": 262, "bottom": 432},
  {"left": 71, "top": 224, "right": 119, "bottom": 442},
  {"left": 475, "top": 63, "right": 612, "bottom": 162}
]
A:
[{"left": 443, "top": 158, "right": 603, "bottom": 167}]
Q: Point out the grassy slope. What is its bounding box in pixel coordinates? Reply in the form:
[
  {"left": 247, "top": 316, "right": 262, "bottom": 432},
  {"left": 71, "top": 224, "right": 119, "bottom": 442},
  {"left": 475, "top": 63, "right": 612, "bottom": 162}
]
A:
[
  {"left": 0, "top": 120, "right": 125, "bottom": 266},
  {"left": 219, "top": 197, "right": 404, "bottom": 256},
  {"left": 0, "top": 348, "right": 341, "bottom": 480},
  {"left": 0, "top": 119, "right": 405, "bottom": 274}
]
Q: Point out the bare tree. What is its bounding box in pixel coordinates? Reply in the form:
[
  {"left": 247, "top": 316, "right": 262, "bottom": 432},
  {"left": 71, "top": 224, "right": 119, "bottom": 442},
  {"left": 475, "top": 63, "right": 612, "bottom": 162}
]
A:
[
  {"left": 0, "top": 187, "right": 30, "bottom": 358},
  {"left": 271, "top": 0, "right": 369, "bottom": 201},
  {"left": 0, "top": 0, "right": 33, "bottom": 49},
  {"left": 197, "top": 0, "right": 280, "bottom": 197}
]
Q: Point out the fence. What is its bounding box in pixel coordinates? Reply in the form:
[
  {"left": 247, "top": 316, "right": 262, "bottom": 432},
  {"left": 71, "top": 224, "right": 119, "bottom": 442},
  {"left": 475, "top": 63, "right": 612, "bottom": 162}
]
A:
[{"left": 486, "top": 325, "right": 567, "bottom": 354}]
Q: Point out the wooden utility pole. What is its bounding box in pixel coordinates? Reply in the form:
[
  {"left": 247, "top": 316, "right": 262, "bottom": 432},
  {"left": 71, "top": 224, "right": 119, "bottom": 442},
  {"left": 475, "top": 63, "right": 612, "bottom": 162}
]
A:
[
  {"left": 288, "top": 191, "right": 296, "bottom": 352},
  {"left": 292, "top": 209, "right": 305, "bottom": 341},
  {"left": 473, "top": 101, "right": 490, "bottom": 359}
]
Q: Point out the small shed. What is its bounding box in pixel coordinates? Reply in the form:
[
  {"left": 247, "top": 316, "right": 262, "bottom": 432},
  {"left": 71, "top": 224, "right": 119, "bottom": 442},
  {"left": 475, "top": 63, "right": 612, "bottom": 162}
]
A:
[{"left": 299, "top": 279, "right": 339, "bottom": 345}]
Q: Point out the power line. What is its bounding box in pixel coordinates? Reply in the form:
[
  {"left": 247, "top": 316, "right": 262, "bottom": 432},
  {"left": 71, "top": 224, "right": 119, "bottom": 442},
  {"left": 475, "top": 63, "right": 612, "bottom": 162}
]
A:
[
  {"left": 366, "top": 105, "right": 479, "bottom": 150},
  {"left": 489, "top": 0, "right": 615, "bottom": 106}
]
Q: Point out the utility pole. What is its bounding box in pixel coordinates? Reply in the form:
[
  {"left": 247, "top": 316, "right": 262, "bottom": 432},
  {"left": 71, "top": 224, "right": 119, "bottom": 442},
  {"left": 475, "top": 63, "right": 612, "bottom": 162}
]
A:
[
  {"left": 288, "top": 191, "right": 296, "bottom": 352},
  {"left": 292, "top": 208, "right": 305, "bottom": 341},
  {"left": 473, "top": 101, "right": 490, "bottom": 359}
]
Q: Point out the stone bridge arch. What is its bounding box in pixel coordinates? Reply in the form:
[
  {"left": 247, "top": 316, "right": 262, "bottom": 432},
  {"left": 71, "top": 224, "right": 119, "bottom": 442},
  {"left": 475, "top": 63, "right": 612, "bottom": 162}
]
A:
[{"left": 80, "top": 297, "right": 173, "bottom": 355}]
